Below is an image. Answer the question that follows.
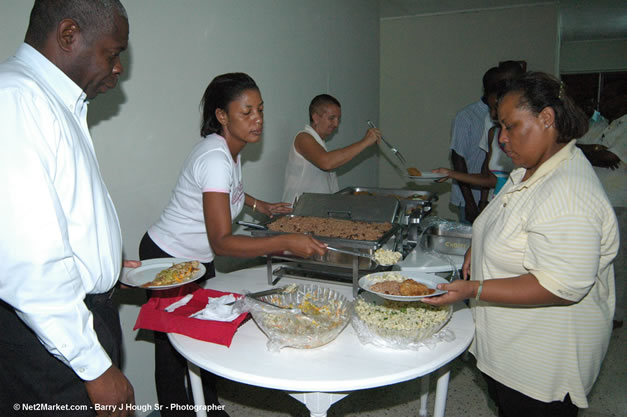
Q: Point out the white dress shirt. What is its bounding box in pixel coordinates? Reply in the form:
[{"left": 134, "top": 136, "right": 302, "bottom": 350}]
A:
[{"left": 0, "top": 44, "right": 122, "bottom": 380}]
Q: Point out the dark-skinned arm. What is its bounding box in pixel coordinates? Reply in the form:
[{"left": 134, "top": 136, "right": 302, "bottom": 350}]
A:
[
  {"left": 422, "top": 273, "right": 574, "bottom": 307},
  {"left": 85, "top": 365, "right": 135, "bottom": 417},
  {"left": 204, "top": 192, "right": 326, "bottom": 258}
]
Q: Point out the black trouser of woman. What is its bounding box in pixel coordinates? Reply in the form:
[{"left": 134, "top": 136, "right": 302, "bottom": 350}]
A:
[
  {"left": 482, "top": 372, "right": 578, "bottom": 417},
  {"left": 0, "top": 291, "right": 120, "bottom": 417},
  {"left": 139, "top": 232, "right": 229, "bottom": 417}
]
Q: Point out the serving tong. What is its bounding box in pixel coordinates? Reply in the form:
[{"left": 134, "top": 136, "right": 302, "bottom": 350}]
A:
[
  {"left": 326, "top": 246, "right": 398, "bottom": 266},
  {"left": 367, "top": 120, "right": 407, "bottom": 166}
]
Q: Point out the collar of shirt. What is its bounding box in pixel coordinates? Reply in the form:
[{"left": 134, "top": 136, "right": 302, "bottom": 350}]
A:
[
  {"left": 15, "top": 43, "right": 88, "bottom": 117},
  {"left": 507, "top": 140, "right": 577, "bottom": 192}
]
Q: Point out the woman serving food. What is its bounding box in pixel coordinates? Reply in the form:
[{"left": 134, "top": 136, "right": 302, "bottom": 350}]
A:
[
  {"left": 423, "top": 72, "right": 619, "bottom": 417},
  {"left": 139, "top": 72, "right": 327, "bottom": 416}
]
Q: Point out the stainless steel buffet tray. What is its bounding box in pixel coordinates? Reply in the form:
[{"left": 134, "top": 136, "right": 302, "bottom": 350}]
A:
[
  {"left": 422, "top": 223, "right": 472, "bottom": 256},
  {"left": 335, "top": 187, "right": 435, "bottom": 224},
  {"left": 246, "top": 215, "right": 402, "bottom": 270}
]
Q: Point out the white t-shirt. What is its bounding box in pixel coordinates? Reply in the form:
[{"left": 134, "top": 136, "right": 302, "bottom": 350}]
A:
[
  {"left": 282, "top": 124, "right": 339, "bottom": 203},
  {"left": 148, "top": 134, "right": 245, "bottom": 262},
  {"left": 478, "top": 113, "right": 514, "bottom": 199},
  {"left": 577, "top": 115, "right": 626, "bottom": 208}
]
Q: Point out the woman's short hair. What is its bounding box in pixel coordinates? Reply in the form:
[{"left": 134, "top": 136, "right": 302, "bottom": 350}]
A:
[
  {"left": 500, "top": 72, "right": 588, "bottom": 143},
  {"left": 25, "top": 0, "right": 127, "bottom": 47},
  {"left": 200, "top": 73, "right": 259, "bottom": 137},
  {"left": 309, "top": 94, "right": 341, "bottom": 123}
]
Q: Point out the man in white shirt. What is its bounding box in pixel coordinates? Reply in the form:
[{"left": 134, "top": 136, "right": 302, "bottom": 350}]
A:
[{"left": 0, "top": 1, "right": 134, "bottom": 415}]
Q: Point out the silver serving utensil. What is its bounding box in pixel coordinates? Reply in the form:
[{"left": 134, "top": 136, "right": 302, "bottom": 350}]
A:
[
  {"left": 367, "top": 120, "right": 407, "bottom": 166},
  {"left": 326, "top": 246, "right": 382, "bottom": 265}
]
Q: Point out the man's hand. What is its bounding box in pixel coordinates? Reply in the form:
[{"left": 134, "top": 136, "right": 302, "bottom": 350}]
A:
[{"left": 85, "top": 365, "right": 135, "bottom": 417}]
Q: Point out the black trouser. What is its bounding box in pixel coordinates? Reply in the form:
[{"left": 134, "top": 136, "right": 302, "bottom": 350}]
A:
[
  {"left": 0, "top": 292, "right": 121, "bottom": 417},
  {"left": 139, "top": 232, "right": 229, "bottom": 417},
  {"left": 483, "top": 373, "right": 579, "bottom": 417}
]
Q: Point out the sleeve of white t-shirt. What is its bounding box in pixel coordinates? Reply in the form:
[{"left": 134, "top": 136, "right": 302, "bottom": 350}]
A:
[{"left": 194, "top": 148, "right": 232, "bottom": 193}]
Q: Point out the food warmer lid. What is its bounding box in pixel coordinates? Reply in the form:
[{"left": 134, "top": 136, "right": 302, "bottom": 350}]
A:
[{"left": 292, "top": 192, "right": 400, "bottom": 223}]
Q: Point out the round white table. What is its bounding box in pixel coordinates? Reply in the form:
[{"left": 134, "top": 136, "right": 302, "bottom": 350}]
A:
[{"left": 169, "top": 266, "right": 474, "bottom": 417}]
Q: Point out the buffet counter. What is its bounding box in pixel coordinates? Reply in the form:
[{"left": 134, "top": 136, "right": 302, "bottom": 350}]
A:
[{"left": 169, "top": 265, "right": 474, "bottom": 417}]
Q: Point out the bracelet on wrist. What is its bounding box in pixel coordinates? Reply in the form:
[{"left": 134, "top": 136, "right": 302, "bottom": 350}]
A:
[
  {"left": 475, "top": 280, "right": 484, "bottom": 301},
  {"left": 253, "top": 199, "right": 257, "bottom": 212}
]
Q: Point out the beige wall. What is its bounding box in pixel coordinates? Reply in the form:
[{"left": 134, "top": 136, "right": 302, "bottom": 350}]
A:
[
  {"left": 560, "top": 39, "right": 627, "bottom": 73},
  {"left": 0, "top": 1, "right": 379, "bottom": 413},
  {"left": 379, "top": 4, "right": 559, "bottom": 220}
]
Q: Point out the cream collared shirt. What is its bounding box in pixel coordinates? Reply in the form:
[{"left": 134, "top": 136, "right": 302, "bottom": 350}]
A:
[{"left": 469, "top": 140, "right": 619, "bottom": 407}]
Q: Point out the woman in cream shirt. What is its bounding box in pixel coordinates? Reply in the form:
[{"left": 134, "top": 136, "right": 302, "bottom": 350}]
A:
[{"left": 424, "top": 72, "right": 619, "bottom": 417}]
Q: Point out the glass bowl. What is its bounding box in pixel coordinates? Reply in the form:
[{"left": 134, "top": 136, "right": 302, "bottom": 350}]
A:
[
  {"left": 352, "top": 295, "right": 452, "bottom": 348},
  {"left": 247, "top": 284, "right": 351, "bottom": 350}
]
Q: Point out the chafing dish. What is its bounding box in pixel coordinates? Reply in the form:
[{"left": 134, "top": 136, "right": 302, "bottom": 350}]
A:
[
  {"left": 243, "top": 193, "right": 403, "bottom": 295},
  {"left": 422, "top": 223, "right": 472, "bottom": 256},
  {"left": 335, "top": 187, "right": 436, "bottom": 226}
]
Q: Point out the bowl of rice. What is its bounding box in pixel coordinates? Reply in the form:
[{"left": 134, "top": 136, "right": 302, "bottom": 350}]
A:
[
  {"left": 352, "top": 294, "right": 452, "bottom": 347},
  {"left": 247, "top": 284, "right": 350, "bottom": 350}
]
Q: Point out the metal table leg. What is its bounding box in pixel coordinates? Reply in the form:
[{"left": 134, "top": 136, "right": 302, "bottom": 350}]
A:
[
  {"left": 187, "top": 361, "right": 208, "bottom": 417},
  {"left": 288, "top": 392, "right": 349, "bottom": 417},
  {"left": 433, "top": 366, "right": 451, "bottom": 417}
]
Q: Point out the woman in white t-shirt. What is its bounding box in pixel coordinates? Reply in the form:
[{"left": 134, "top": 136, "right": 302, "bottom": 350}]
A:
[{"left": 139, "top": 73, "right": 327, "bottom": 416}]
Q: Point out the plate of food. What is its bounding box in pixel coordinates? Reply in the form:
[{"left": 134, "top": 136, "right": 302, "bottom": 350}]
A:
[
  {"left": 358, "top": 270, "right": 448, "bottom": 301},
  {"left": 122, "top": 258, "right": 206, "bottom": 290}
]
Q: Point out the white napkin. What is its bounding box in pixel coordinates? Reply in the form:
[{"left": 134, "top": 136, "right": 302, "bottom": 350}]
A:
[
  {"left": 189, "top": 294, "right": 241, "bottom": 322},
  {"left": 164, "top": 294, "right": 193, "bottom": 312}
]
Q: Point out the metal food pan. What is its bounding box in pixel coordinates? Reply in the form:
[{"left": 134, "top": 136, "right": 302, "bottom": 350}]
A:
[
  {"left": 246, "top": 216, "right": 401, "bottom": 270},
  {"left": 336, "top": 187, "right": 433, "bottom": 216},
  {"left": 422, "top": 223, "right": 472, "bottom": 256}
]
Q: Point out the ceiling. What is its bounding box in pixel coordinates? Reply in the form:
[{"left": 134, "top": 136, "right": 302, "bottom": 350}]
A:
[{"left": 379, "top": 0, "right": 627, "bottom": 42}]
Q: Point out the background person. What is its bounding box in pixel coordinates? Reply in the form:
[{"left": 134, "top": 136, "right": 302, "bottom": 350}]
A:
[
  {"left": 0, "top": 1, "right": 135, "bottom": 416},
  {"left": 139, "top": 72, "right": 327, "bottom": 416},
  {"left": 423, "top": 72, "right": 619, "bottom": 417},
  {"left": 435, "top": 62, "right": 524, "bottom": 208},
  {"left": 282, "top": 94, "right": 381, "bottom": 204},
  {"left": 576, "top": 98, "right": 626, "bottom": 329}
]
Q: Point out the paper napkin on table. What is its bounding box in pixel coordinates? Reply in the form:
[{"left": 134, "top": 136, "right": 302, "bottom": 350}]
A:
[
  {"left": 165, "top": 293, "right": 193, "bottom": 312},
  {"left": 133, "top": 284, "right": 248, "bottom": 347},
  {"left": 189, "top": 294, "right": 241, "bottom": 322}
]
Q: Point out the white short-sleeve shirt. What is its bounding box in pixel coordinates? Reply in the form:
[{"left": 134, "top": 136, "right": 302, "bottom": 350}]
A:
[{"left": 148, "top": 134, "right": 245, "bottom": 262}]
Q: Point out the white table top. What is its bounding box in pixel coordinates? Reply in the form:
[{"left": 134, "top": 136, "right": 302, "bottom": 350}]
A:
[
  {"left": 169, "top": 266, "right": 474, "bottom": 393},
  {"left": 398, "top": 246, "right": 464, "bottom": 273}
]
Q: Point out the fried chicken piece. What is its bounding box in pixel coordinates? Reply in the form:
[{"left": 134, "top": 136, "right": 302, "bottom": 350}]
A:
[
  {"left": 370, "top": 281, "right": 402, "bottom": 295},
  {"left": 407, "top": 167, "right": 422, "bottom": 176},
  {"left": 399, "top": 279, "right": 434, "bottom": 296}
]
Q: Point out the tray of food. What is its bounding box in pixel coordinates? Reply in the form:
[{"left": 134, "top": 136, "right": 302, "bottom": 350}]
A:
[
  {"left": 245, "top": 215, "right": 401, "bottom": 269},
  {"left": 245, "top": 283, "right": 351, "bottom": 350}
]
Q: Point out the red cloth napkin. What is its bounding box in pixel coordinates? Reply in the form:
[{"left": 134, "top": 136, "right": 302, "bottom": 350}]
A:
[{"left": 133, "top": 283, "right": 248, "bottom": 347}]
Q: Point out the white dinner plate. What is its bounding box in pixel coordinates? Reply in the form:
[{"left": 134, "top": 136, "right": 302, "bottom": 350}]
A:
[
  {"left": 121, "top": 258, "right": 206, "bottom": 290},
  {"left": 358, "top": 270, "right": 448, "bottom": 301},
  {"left": 407, "top": 172, "right": 447, "bottom": 181}
]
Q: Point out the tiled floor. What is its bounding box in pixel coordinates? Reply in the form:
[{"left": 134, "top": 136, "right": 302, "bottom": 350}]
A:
[{"left": 209, "top": 325, "right": 625, "bottom": 417}]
